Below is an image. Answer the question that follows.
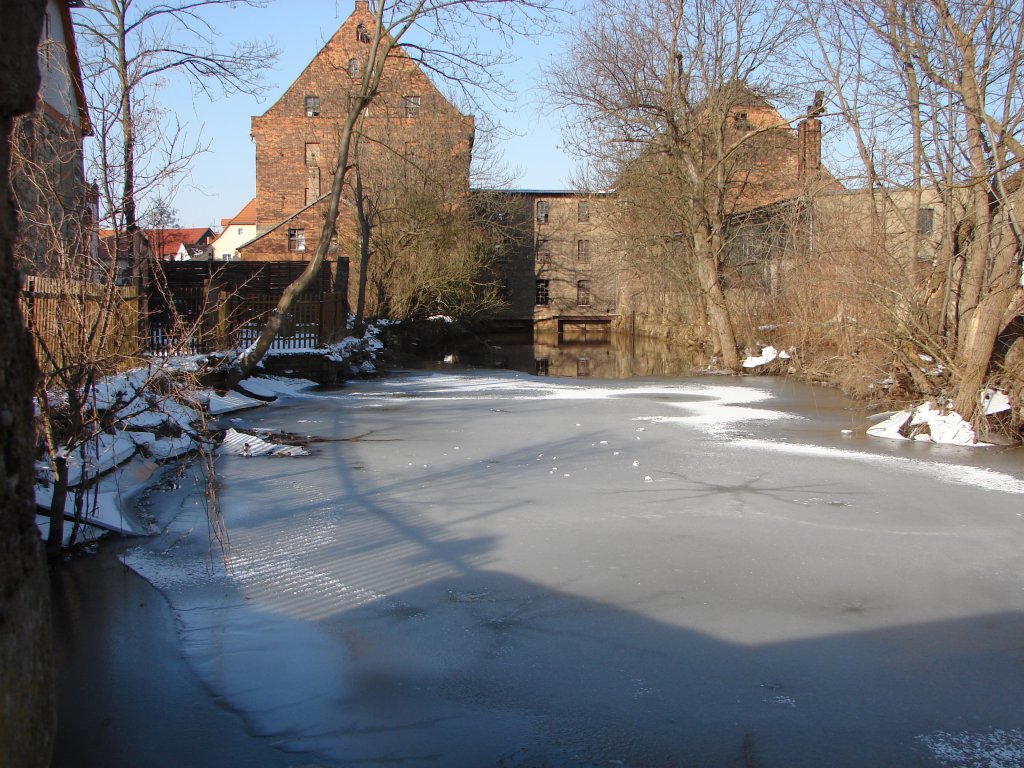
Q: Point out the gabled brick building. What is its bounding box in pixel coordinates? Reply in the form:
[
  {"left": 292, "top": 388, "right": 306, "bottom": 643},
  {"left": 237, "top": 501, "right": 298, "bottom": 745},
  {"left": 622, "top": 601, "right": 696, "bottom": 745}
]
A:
[{"left": 240, "top": 1, "right": 474, "bottom": 262}]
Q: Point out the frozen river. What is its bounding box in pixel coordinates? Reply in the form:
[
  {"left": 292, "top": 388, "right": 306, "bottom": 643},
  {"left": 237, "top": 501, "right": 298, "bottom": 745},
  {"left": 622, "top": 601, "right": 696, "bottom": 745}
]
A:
[{"left": 52, "top": 370, "right": 1024, "bottom": 767}]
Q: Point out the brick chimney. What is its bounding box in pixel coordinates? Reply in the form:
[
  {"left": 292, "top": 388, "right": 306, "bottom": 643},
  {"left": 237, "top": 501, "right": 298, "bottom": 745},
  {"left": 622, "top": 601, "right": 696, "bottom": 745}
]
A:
[{"left": 798, "top": 91, "right": 825, "bottom": 181}]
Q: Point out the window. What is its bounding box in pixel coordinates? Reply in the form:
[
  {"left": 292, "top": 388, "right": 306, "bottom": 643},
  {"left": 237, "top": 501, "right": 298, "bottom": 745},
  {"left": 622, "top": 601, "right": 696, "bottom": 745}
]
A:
[
  {"left": 578, "top": 199, "right": 590, "bottom": 222},
  {"left": 577, "top": 279, "right": 591, "bottom": 306},
  {"left": 287, "top": 228, "right": 306, "bottom": 252},
  {"left": 535, "top": 358, "right": 549, "bottom": 376},
  {"left": 733, "top": 111, "right": 749, "bottom": 128},
  {"left": 304, "top": 95, "right": 320, "bottom": 117},
  {"left": 536, "top": 238, "right": 550, "bottom": 264},
  {"left": 348, "top": 58, "right": 360, "bottom": 77},
  {"left": 535, "top": 279, "right": 550, "bottom": 306},
  {"left": 237, "top": 227, "right": 243, "bottom": 235},
  {"left": 576, "top": 357, "right": 591, "bottom": 377},
  {"left": 918, "top": 207, "right": 934, "bottom": 235},
  {"left": 403, "top": 95, "right": 421, "bottom": 118},
  {"left": 536, "top": 200, "right": 549, "bottom": 224},
  {"left": 577, "top": 239, "right": 590, "bottom": 263},
  {"left": 356, "top": 23, "right": 371, "bottom": 43}
]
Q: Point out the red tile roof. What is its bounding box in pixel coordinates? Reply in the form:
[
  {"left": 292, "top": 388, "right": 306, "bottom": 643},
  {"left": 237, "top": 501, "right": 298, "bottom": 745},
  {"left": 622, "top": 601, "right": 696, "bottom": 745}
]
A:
[{"left": 220, "top": 198, "right": 257, "bottom": 228}]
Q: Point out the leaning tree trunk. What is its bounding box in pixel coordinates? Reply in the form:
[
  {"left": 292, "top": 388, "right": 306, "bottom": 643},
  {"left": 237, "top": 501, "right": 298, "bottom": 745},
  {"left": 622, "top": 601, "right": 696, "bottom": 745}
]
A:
[{"left": 231, "top": 95, "right": 366, "bottom": 383}]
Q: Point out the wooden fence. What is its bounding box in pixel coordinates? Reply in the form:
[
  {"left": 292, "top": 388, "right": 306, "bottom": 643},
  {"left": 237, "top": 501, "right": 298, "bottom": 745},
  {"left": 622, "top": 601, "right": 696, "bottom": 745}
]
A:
[
  {"left": 21, "top": 261, "right": 350, "bottom": 374},
  {"left": 147, "top": 289, "right": 347, "bottom": 355},
  {"left": 19, "top": 275, "right": 143, "bottom": 377}
]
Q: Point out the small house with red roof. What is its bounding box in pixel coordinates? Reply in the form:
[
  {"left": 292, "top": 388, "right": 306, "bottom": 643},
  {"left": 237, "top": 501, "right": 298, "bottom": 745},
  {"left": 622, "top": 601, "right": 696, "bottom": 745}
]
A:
[{"left": 209, "top": 198, "right": 257, "bottom": 260}]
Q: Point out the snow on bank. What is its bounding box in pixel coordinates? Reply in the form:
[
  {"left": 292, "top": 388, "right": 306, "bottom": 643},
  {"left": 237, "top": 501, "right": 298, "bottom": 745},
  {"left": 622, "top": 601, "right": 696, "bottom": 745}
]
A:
[
  {"left": 742, "top": 345, "right": 791, "bottom": 369},
  {"left": 35, "top": 324, "right": 387, "bottom": 545}
]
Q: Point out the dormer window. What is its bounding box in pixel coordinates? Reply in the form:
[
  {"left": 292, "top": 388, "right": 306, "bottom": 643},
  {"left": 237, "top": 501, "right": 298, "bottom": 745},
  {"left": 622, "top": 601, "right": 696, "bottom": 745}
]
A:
[
  {"left": 305, "top": 95, "right": 320, "bottom": 117},
  {"left": 348, "top": 58, "right": 360, "bottom": 77},
  {"left": 356, "top": 23, "right": 371, "bottom": 43}
]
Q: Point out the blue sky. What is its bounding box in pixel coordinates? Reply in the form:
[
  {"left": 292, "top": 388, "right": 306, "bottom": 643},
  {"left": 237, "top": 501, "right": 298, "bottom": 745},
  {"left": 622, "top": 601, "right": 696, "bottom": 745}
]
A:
[{"left": 142, "top": 0, "right": 579, "bottom": 228}]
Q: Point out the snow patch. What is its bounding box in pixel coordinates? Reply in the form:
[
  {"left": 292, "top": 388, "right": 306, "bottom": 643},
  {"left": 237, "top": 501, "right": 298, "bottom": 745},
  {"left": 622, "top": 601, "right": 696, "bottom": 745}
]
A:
[
  {"left": 981, "top": 388, "right": 1012, "bottom": 416},
  {"left": 731, "top": 438, "right": 1024, "bottom": 495},
  {"left": 221, "top": 428, "right": 310, "bottom": 457},
  {"left": 918, "top": 728, "right": 1024, "bottom": 768},
  {"left": 208, "top": 390, "right": 264, "bottom": 415},
  {"left": 743, "top": 345, "right": 779, "bottom": 368},
  {"left": 867, "top": 402, "right": 982, "bottom": 446}
]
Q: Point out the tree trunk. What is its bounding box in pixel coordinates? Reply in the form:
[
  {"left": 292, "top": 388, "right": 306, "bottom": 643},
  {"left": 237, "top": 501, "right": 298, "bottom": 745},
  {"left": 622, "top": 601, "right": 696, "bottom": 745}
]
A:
[
  {"left": 1, "top": 1, "right": 56, "bottom": 763},
  {"left": 353, "top": 167, "right": 371, "bottom": 336},
  {"left": 953, "top": 246, "right": 1021, "bottom": 420},
  {"left": 693, "top": 221, "right": 740, "bottom": 370}
]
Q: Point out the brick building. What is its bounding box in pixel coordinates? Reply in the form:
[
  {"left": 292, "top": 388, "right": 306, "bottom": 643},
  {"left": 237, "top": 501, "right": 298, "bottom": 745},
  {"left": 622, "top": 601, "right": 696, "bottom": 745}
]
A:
[
  {"left": 488, "top": 190, "right": 624, "bottom": 335},
  {"left": 240, "top": 1, "right": 474, "bottom": 265}
]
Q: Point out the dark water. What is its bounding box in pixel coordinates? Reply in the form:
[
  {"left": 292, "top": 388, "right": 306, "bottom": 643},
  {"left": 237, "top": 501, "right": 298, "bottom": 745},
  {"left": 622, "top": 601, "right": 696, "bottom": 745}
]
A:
[
  {"left": 407, "top": 329, "right": 708, "bottom": 379},
  {"left": 50, "top": 535, "right": 291, "bottom": 768}
]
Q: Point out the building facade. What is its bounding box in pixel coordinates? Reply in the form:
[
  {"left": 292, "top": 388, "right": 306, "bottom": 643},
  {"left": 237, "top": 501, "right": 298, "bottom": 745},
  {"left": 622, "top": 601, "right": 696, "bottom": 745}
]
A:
[
  {"left": 11, "top": 0, "right": 92, "bottom": 278},
  {"left": 487, "top": 190, "right": 625, "bottom": 334},
  {"left": 210, "top": 198, "right": 256, "bottom": 260},
  {"left": 240, "top": 1, "right": 474, "bottom": 263}
]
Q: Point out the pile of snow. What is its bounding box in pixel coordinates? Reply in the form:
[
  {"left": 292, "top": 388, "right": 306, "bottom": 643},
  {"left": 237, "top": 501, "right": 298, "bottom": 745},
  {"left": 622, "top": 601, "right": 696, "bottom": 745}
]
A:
[
  {"left": 867, "top": 401, "right": 980, "bottom": 446},
  {"left": 868, "top": 389, "right": 1015, "bottom": 447},
  {"left": 742, "top": 345, "right": 791, "bottom": 369}
]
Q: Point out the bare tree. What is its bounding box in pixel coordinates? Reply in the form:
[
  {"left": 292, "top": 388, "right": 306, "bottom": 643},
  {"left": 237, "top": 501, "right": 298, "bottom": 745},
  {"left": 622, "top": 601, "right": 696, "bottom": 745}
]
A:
[
  {"left": 547, "top": 0, "right": 808, "bottom": 370},
  {"left": 349, "top": 116, "right": 511, "bottom": 327},
  {"left": 74, "top": 0, "right": 278, "bottom": 284},
  {"left": 232, "top": 0, "right": 560, "bottom": 381},
  {"left": 803, "top": 0, "right": 1024, "bottom": 422}
]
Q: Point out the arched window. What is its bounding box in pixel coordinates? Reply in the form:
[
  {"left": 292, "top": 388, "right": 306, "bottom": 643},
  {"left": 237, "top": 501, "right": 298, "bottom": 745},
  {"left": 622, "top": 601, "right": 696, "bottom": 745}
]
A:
[
  {"left": 356, "top": 23, "right": 371, "bottom": 43},
  {"left": 347, "top": 58, "right": 360, "bottom": 77}
]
